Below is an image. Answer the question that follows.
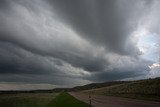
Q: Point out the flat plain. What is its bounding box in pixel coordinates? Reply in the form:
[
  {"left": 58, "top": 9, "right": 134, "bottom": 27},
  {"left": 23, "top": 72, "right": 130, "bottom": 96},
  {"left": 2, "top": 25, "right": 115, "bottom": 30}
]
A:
[{"left": 0, "top": 93, "right": 58, "bottom": 107}]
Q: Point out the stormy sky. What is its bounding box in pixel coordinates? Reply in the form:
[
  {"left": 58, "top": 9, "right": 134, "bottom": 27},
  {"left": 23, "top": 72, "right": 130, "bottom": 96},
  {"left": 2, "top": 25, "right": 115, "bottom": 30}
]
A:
[{"left": 0, "top": 0, "right": 160, "bottom": 90}]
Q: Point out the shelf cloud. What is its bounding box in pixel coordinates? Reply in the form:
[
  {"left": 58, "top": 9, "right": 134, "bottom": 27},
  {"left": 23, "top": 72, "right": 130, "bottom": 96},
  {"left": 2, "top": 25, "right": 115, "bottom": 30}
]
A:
[{"left": 0, "top": 0, "right": 159, "bottom": 90}]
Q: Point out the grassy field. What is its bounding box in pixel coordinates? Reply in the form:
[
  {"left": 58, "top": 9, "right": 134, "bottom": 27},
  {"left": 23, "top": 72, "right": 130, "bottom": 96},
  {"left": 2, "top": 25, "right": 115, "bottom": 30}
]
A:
[
  {"left": 0, "top": 92, "right": 89, "bottom": 107},
  {"left": 84, "top": 78, "right": 160, "bottom": 101},
  {"left": 0, "top": 93, "right": 58, "bottom": 107},
  {"left": 47, "top": 92, "right": 89, "bottom": 107}
]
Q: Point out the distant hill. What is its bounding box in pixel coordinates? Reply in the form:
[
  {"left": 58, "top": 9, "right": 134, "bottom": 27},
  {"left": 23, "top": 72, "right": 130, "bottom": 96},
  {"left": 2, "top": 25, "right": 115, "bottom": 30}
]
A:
[
  {"left": 84, "top": 77, "right": 160, "bottom": 101},
  {"left": 52, "top": 88, "right": 70, "bottom": 92},
  {"left": 70, "top": 81, "right": 130, "bottom": 91},
  {"left": 49, "top": 81, "right": 131, "bottom": 92}
]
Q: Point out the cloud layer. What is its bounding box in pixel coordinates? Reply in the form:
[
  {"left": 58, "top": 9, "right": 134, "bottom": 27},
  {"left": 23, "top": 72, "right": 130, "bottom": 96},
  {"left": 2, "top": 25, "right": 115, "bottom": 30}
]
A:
[{"left": 0, "top": 0, "right": 159, "bottom": 90}]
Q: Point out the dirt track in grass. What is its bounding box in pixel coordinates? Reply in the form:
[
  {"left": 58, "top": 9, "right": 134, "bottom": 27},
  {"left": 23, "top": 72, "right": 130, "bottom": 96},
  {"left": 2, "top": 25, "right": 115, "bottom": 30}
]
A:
[{"left": 69, "top": 92, "right": 160, "bottom": 107}]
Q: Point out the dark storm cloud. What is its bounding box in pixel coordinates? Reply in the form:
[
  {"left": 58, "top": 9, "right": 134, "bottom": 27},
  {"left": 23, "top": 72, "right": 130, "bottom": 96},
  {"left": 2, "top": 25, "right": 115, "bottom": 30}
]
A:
[
  {"left": 0, "top": 0, "right": 9, "bottom": 9},
  {"left": 0, "top": 0, "right": 158, "bottom": 89},
  {"left": 48, "top": 0, "right": 152, "bottom": 55},
  {"left": 89, "top": 70, "right": 141, "bottom": 82},
  {"left": 87, "top": 59, "right": 152, "bottom": 82},
  {"left": 0, "top": 0, "right": 108, "bottom": 73},
  {"left": 0, "top": 42, "right": 59, "bottom": 74},
  {"left": 0, "top": 41, "right": 86, "bottom": 86},
  {"left": 84, "top": 58, "right": 153, "bottom": 82}
]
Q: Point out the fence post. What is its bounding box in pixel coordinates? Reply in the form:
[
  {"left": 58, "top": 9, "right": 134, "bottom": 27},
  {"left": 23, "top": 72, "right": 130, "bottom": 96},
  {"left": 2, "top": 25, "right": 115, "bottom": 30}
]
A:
[{"left": 89, "top": 95, "right": 91, "bottom": 107}]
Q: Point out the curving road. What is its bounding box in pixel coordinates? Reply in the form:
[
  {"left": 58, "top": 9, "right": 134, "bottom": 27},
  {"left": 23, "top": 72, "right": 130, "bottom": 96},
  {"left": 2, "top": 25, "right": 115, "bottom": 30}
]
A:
[{"left": 69, "top": 92, "right": 160, "bottom": 107}]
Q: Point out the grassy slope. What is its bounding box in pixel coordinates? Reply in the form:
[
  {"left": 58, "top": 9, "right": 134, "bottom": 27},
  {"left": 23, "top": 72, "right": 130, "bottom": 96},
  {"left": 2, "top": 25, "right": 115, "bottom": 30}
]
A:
[
  {"left": 0, "top": 93, "right": 58, "bottom": 107},
  {"left": 47, "top": 92, "right": 89, "bottom": 107},
  {"left": 84, "top": 78, "right": 160, "bottom": 101},
  {"left": 51, "top": 81, "right": 129, "bottom": 92},
  {"left": 71, "top": 81, "right": 130, "bottom": 91}
]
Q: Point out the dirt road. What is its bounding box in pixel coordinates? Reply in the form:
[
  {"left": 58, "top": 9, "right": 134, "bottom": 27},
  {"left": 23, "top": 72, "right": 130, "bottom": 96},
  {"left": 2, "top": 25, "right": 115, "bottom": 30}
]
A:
[{"left": 69, "top": 92, "right": 160, "bottom": 107}]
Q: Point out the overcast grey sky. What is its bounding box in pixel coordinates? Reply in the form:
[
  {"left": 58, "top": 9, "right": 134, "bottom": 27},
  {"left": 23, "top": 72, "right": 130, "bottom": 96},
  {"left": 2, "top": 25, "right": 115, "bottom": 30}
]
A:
[{"left": 0, "top": 0, "right": 160, "bottom": 90}]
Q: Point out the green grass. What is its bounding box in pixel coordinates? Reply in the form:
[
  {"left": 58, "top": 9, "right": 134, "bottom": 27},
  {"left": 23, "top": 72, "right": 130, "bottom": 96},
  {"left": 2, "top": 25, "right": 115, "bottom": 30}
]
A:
[
  {"left": 85, "top": 78, "right": 160, "bottom": 101},
  {"left": 0, "top": 93, "right": 58, "bottom": 107},
  {"left": 47, "top": 92, "right": 89, "bottom": 107},
  {"left": 0, "top": 92, "right": 89, "bottom": 107}
]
